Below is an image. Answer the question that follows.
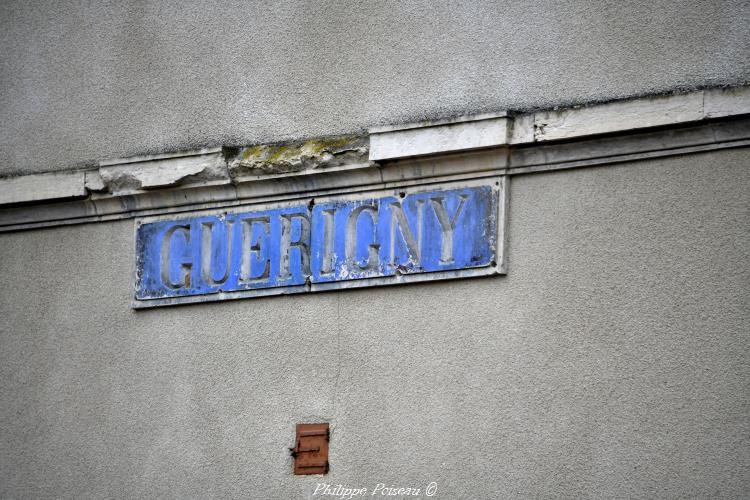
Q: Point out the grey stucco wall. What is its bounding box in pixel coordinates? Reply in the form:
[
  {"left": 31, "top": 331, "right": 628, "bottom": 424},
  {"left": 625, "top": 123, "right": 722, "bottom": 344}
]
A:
[
  {"left": 1, "top": 0, "right": 749, "bottom": 176},
  {"left": 1, "top": 149, "right": 748, "bottom": 498}
]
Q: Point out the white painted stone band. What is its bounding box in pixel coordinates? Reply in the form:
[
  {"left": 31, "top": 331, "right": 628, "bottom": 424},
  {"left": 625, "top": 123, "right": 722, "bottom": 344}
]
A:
[
  {"left": 0, "top": 171, "right": 87, "bottom": 205},
  {"left": 1, "top": 86, "right": 748, "bottom": 208},
  {"left": 369, "top": 114, "right": 509, "bottom": 161},
  {"left": 369, "top": 86, "right": 750, "bottom": 160},
  {"left": 1, "top": 119, "right": 747, "bottom": 234}
]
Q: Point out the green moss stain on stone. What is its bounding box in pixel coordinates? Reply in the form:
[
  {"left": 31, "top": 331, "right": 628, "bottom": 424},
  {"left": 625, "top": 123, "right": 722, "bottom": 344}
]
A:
[
  {"left": 232, "top": 135, "right": 367, "bottom": 176},
  {"left": 240, "top": 145, "right": 264, "bottom": 160}
]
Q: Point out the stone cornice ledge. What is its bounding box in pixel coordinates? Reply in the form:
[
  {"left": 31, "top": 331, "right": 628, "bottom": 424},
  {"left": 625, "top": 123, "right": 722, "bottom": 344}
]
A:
[
  {"left": 369, "top": 85, "right": 750, "bottom": 159},
  {"left": 1, "top": 85, "right": 749, "bottom": 232}
]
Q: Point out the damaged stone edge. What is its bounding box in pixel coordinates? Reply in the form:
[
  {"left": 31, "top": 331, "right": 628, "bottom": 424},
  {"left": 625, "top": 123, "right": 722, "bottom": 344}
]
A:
[
  {"left": 1, "top": 85, "right": 749, "bottom": 209},
  {"left": 0, "top": 135, "right": 373, "bottom": 206}
]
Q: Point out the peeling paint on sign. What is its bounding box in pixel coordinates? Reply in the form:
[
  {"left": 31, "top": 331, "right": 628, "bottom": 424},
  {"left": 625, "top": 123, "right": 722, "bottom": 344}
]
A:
[{"left": 133, "top": 179, "right": 506, "bottom": 307}]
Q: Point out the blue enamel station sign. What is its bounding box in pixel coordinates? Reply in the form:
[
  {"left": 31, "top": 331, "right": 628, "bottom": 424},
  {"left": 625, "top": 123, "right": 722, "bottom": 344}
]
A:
[{"left": 134, "top": 181, "right": 504, "bottom": 307}]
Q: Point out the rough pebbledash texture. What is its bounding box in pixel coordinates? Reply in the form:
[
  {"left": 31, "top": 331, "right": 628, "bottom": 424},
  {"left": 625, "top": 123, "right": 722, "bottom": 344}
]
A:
[
  {"left": 1, "top": 0, "right": 749, "bottom": 176},
  {"left": 0, "top": 150, "right": 748, "bottom": 497}
]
